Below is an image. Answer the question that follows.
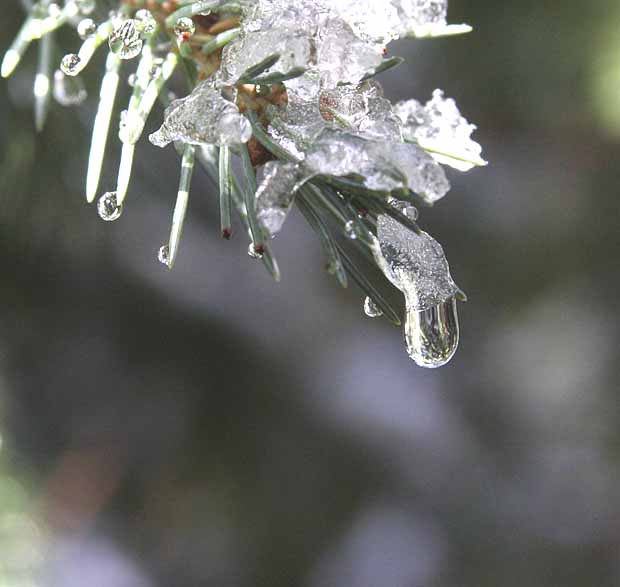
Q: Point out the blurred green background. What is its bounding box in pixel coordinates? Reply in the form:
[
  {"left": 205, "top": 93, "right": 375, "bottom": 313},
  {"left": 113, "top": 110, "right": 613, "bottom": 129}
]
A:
[{"left": 1, "top": 1, "right": 619, "bottom": 585}]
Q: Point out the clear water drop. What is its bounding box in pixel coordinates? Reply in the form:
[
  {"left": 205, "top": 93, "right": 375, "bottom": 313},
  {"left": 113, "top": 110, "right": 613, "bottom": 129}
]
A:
[
  {"left": 135, "top": 9, "right": 157, "bottom": 36},
  {"left": 97, "top": 192, "right": 123, "bottom": 222},
  {"left": 60, "top": 53, "right": 81, "bottom": 76},
  {"left": 344, "top": 220, "right": 357, "bottom": 240},
  {"left": 109, "top": 20, "right": 143, "bottom": 60},
  {"left": 77, "top": 18, "right": 97, "bottom": 40},
  {"left": 53, "top": 70, "right": 87, "bottom": 106},
  {"left": 174, "top": 17, "right": 196, "bottom": 40},
  {"left": 158, "top": 245, "right": 170, "bottom": 267},
  {"left": 364, "top": 296, "right": 383, "bottom": 318},
  {"left": 404, "top": 296, "right": 459, "bottom": 368},
  {"left": 127, "top": 73, "right": 137, "bottom": 88},
  {"left": 248, "top": 243, "right": 264, "bottom": 259}
]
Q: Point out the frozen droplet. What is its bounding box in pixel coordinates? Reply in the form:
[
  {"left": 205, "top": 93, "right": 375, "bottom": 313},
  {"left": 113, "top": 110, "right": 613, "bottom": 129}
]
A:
[
  {"left": 389, "top": 197, "right": 418, "bottom": 220},
  {"left": 174, "top": 17, "right": 196, "bottom": 40},
  {"left": 405, "top": 296, "right": 459, "bottom": 368},
  {"left": 135, "top": 9, "right": 157, "bottom": 36},
  {"left": 53, "top": 70, "right": 87, "bottom": 106},
  {"left": 97, "top": 192, "right": 123, "bottom": 222},
  {"left": 255, "top": 161, "right": 304, "bottom": 237},
  {"left": 76, "top": 0, "right": 96, "bottom": 15},
  {"left": 109, "top": 20, "right": 143, "bottom": 60},
  {"left": 345, "top": 220, "right": 357, "bottom": 240},
  {"left": 364, "top": 296, "right": 383, "bottom": 318},
  {"left": 60, "top": 53, "right": 81, "bottom": 76},
  {"left": 158, "top": 245, "right": 170, "bottom": 267},
  {"left": 77, "top": 18, "right": 97, "bottom": 40},
  {"left": 248, "top": 243, "right": 264, "bottom": 259}
]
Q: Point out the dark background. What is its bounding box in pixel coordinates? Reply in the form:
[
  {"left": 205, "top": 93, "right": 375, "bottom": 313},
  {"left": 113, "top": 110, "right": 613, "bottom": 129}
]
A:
[{"left": 1, "top": 1, "right": 619, "bottom": 585}]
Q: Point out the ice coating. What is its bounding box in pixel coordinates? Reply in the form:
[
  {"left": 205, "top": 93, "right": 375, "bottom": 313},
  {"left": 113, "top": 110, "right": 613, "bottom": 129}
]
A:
[
  {"left": 304, "top": 129, "right": 450, "bottom": 202},
  {"left": 149, "top": 81, "right": 252, "bottom": 148},
  {"left": 315, "top": 19, "right": 383, "bottom": 88},
  {"left": 320, "top": 82, "right": 402, "bottom": 141},
  {"left": 255, "top": 161, "right": 306, "bottom": 237},
  {"left": 373, "top": 213, "right": 460, "bottom": 311},
  {"left": 220, "top": 29, "right": 314, "bottom": 85},
  {"left": 395, "top": 89, "right": 486, "bottom": 171},
  {"left": 267, "top": 92, "right": 327, "bottom": 158},
  {"left": 267, "top": 82, "right": 402, "bottom": 160},
  {"left": 372, "top": 212, "right": 461, "bottom": 366}
]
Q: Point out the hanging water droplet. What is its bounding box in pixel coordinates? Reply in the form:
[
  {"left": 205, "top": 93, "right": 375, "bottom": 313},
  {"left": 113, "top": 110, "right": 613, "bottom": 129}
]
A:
[
  {"left": 127, "top": 73, "right": 137, "bottom": 88},
  {"left": 158, "top": 245, "right": 171, "bottom": 267},
  {"left": 53, "top": 70, "right": 87, "bottom": 106},
  {"left": 174, "top": 17, "right": 196, "bottom": 41},
  {"left": 109, "top": 20, "right": 143, "bottom": 60},
  {"left": 97, "top": 192, "right": 123, "bottom": 222},
  {"left": 134, "top": 9, "right": 157, "bottom": 36},
  {"left": 77, "top": 18, "right": 97, "bottom": 40},
  {"left": 344, "top": 220, "right": 357, "bottom": 240},
  {"left": 248, "top": 243, "right": 264, "bottom": 259},
  {"left": 405, "top": 296, "right": 459, "bottom": 368},
  {"left": 364, "top": 296, "right": 383, "bottom": 318},
  {"left": 60, "top": 53, "right": 81, "bottom": 76}
]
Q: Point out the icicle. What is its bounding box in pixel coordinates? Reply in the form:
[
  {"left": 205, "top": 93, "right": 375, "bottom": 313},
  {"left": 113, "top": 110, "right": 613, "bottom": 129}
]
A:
[{"left": 372, "top": 213, "right": 463, "bottom": 367}]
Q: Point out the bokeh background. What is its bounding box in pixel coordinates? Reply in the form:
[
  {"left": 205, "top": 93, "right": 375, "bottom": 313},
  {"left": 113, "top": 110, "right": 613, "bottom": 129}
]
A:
[{"left": 1, "top": 1, "right": 620, "bottom": 585}]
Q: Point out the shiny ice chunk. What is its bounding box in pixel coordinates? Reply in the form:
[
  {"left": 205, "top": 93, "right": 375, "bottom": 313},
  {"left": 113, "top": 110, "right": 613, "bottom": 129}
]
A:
[
  {"left": 320, "top": 81, "right": 402, "bottom": 141},
  {"left": 220, "top": 29, "right": 314, "bottom": 85},
  {"left": 305, "top": 129, "right": 450, "bottom": 203},
  {"left": 149, "top": 81, "right": 251, "bottom": 147},
  {"left": 255, "top": 161, "right": 306, "bottom": 236},
  {"left": 373, "top": 213, "right": 460, "bottom": 311},
  {"left": 372, "top": 212, "right": 462, "bottom": 366},
  {"left": 267, "top": 93, "right": 327, "bottom": 158},
  {"left": 315, "top": 19, "right": 383, "bottom": 88},
  {"left": 395, "top": 89, "right": 486, "bottom": 171}
]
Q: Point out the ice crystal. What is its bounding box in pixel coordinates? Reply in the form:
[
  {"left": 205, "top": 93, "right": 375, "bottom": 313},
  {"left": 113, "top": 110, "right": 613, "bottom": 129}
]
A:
[
  {"left": 395, "top": 89, "right": 486, "bottom": 171},
  {"left": 305, "top": 129, "right": 450, "bottom": 203},
  {"left": 374, "top": 213, "right": 460, "bottom": 311},
  {"left": 255, "top": 162, "right": 305, "bottom": 237},
  {"left": 150, "top": 81, "right": 252, "bottom": 148}
]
